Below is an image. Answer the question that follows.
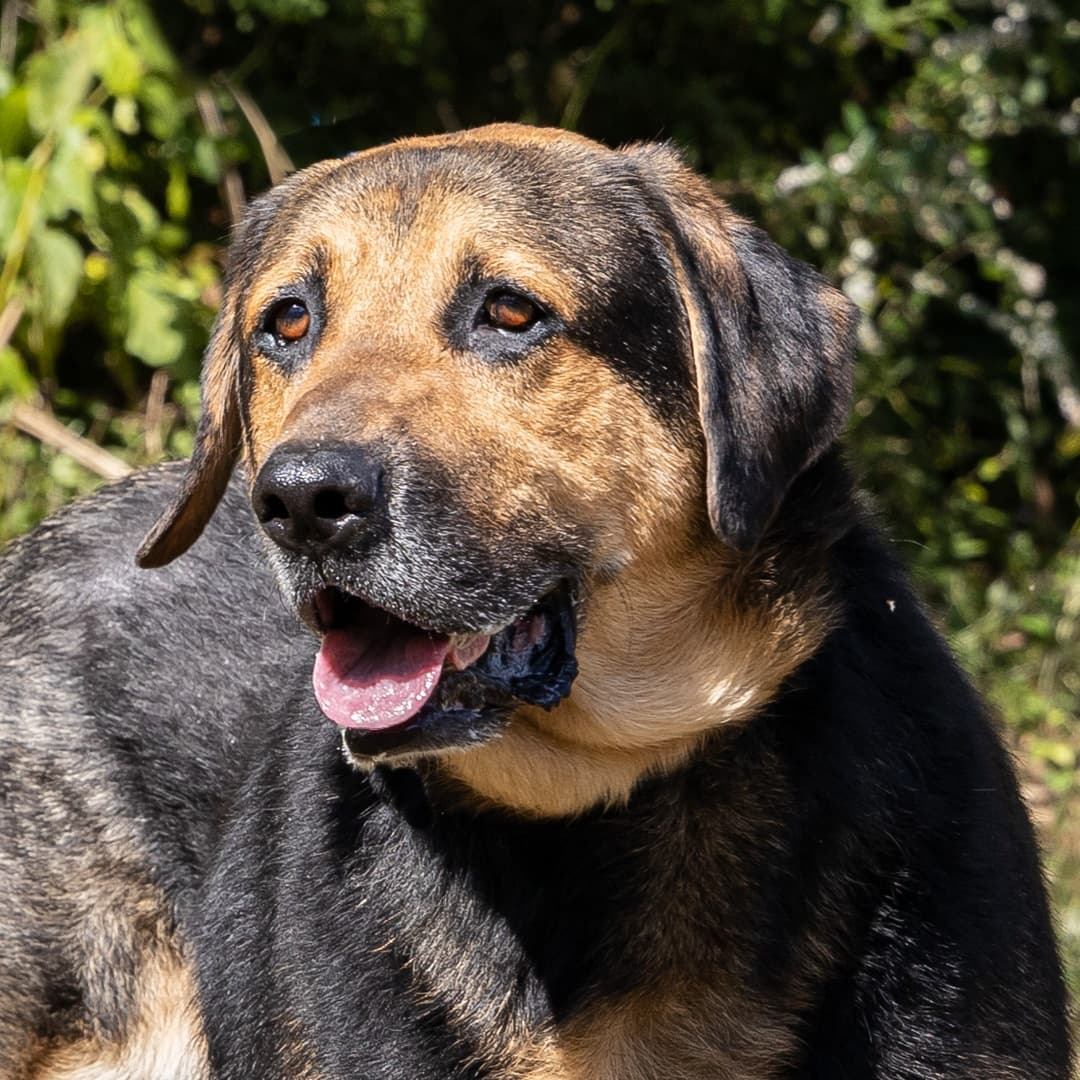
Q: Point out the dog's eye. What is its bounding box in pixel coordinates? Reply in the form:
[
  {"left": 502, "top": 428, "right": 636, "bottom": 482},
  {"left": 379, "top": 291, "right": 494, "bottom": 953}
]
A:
[
  {"left": 267, "top": 300, "right": 311, "bottom": 344},
  {"left": 483, "top": 291, "right": 541, "bottom": 332}
]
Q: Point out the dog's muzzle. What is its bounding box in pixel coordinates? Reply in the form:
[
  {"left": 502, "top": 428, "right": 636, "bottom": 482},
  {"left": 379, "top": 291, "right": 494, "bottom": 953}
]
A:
[{"left": 253, "top": 440, "right": 579, "bottom": 757}]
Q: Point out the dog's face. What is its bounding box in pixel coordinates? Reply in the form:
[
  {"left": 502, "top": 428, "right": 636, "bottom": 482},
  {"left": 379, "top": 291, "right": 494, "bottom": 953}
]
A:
[{"left": 138, "top": 125, "right": 856, "bottom": 815}]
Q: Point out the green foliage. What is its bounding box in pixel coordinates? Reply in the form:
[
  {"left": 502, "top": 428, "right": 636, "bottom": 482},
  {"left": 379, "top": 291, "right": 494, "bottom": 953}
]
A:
[
  {"left": 1, "top": 0, "right": 1078, "bottom": 986},
  {"left": 744, "top": 2, "right": 1080, "bottom": 779},
  {"left": 0, "top": 0, "right": 220, "bottom": 419}
]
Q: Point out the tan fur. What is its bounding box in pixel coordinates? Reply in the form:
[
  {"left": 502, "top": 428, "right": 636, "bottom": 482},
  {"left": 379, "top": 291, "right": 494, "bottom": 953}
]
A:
[
  {"left": 28, "top": 950, "right": 208, "bottom": 1080},
  {"left": 406, "top": 938, "right": 805, "bottom": 1080},
  {"left": 441, "top": 545, "right": 833, "bottom": 817},
  {"left": 819, "top": 282, "right": 858, "bottom": 360},
  {"left": 275, "top": 1015, "right": 323, "bottom": 1080},
  {"left": 498, "top": 986, "right": 801, "bottom": 1080},
  {"left": 237, "top": 179, "right": 694, "bottom": 557}
]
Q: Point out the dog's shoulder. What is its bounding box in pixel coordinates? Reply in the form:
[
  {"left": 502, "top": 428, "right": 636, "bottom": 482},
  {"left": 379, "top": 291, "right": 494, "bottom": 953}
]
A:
[
  {"left": 0, "top": 464, "right": 315, "bottom": 875},
  {"left": 761, "top": 515, "right": 1072, "bottom": 1076}
]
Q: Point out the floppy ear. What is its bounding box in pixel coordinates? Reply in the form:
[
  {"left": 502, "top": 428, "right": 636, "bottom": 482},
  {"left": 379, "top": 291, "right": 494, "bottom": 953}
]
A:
[
  {"left": 137, "top": 187, "right": 291, "bottom": 568},
  {"left": 627, "top": 144, "right": 858, "bottom": 552},
  {"left": 135, "top": 299, "right": 242, "bottom": 568}
]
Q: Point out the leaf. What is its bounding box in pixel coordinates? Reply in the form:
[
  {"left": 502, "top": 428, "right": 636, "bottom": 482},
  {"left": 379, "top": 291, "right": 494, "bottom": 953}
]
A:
[
  {"left": 138, "top": 74, "right": 187, "bottom": 140},
  {"left": 100, "top": 18, "right": 144, "bottom": 96},
  {"left": 165, "top": 162, "right": 190, "bottom": 221},
  {"left": 0, "top": 345, "right": 35, "bottom": 397},
  {"left": 27, "top": 227, "right": 84, "bottom": 330},
  {"left": 1018, "top": 615, "right": 1054, "bottom": 641},
  {"left": 0, "top": 84, "right": 30, "bottom": 157},
  {"left": 1057, "top": 431, "right": 1080, "bottom": 460},
  {"left": 119, "top": 184, "right": 160, "bottom": 236},
  {"left": 0, "top": 159, "right": 31, "bottom": 244},
  {"left": 123, "top": 269, "right": 185, "bottom": 367},
  {"left": 112, "top": 96, "right": 140, "bottom": 136},
  {"left": 40, "top": 127, "right": 97, "bottom": 220},
  {"left": 1029, "top": 738, "right": 1075, "bottom": 770},
  {"left": 950, "top": 534, "right": 989, "bottom": 559},
  {"left": 842, "top": 101, "right": 867, "bottom": 135},
  {"left": 192, "top": 135, "right": 222, "bottom": 184},
  {"left": 24, "top": 31, "right": 98, "bottom": 136},
  {"left": 116, "top": 0, "right": 179, "bottom": 76}
]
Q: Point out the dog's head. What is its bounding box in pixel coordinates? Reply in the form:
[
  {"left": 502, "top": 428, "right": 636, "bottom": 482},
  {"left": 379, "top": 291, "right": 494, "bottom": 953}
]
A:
[{"left": 138, "top": 125, "right": 856, "bottom": 815}]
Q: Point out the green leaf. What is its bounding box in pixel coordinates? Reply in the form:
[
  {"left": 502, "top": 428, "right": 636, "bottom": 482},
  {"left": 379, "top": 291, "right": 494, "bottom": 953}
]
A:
[
  {"left": 24, "top": 31, "right": 98, "bottom": 136},
  {"left": 1018, "top": 614, "right": 1055, "bottom": 641},
  {"left": 950, "top": 534, "right": 989, "bottom": 559},
  {"left": 112, "top": 96, "right": 140, "bottom": 136},
  {"left": 0, "top": 345, "right": 35, "bottom": 397},
  {"left": 40, "top": 127, "right": 97, "bottom": 220},
  {"left": 100, "top": 19, "right": 144, "bottom": 96},
  {"left": 165, "top": 162, "right": 190, "bottom": 221},
  {"left": 842, "top": 101, "right": 867, "bottom": 135},
  {"left": 0, "top": 159, "right": 31, "bottom": 244},
  {"left": 27, "top": 227, "right": 84, "bottom": 330},
  {"left": 138, "top": 74, "right": 187, "bottom": 140},
  {"left": 123, "top": 269, "right": 185, "bottom": 367},
  {"left": 116, "top": 0, "right": 179, "bottom": 76},
  {"left": 192, "top": 135, "right": 222, "bottom": 184},
  {"left": 119, "top": 184, "right": 160, "bottom": 236},
  {"left": 0, "top": 84, "right": 30, "bottom": 157},
  {"left": 1029, "top": 738, "right": 1075, "bottom": 770}
]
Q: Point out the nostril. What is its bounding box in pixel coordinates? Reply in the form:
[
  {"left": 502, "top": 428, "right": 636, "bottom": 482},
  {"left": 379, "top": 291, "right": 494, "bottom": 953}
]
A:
[
  {"left": 313, "top": 488, "right": 350, "bottom": 522},
  {"left": 257, "top": 493, "right": 289, "bottom": 524}
]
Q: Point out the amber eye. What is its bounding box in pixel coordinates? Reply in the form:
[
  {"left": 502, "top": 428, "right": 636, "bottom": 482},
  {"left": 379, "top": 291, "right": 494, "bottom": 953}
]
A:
[
  {"left": 483, "top": 291, "right": 541, "bottom": 332},
  {"left": 268, "top": 300, "right": 310, "bottom": 343}
]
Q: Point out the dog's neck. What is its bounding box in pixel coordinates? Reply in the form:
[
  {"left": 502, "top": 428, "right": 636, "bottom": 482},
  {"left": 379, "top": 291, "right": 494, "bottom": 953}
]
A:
[
  {"left": 434, "top": 455, "right": 853, "bottom": 819},
  {"left": 439, "top": 534, "right": 838, "bottom": 818}
]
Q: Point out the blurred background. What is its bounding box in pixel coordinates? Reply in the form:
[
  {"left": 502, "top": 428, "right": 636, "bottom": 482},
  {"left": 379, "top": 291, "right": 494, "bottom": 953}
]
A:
[{"left": 1, "top": 0, "right": 1077, "bottom": 996}]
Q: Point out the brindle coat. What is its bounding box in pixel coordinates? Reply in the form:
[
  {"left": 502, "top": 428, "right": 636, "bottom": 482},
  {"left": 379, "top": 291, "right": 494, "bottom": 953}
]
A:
[{"left": 0, "top": 125, "right": 1070, "bottom": 1078}]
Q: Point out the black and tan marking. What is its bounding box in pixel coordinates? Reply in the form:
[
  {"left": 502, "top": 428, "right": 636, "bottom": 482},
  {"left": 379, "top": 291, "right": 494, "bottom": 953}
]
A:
[{"left": 0, "top": 125, "right": 1070, "bottom": 1079}]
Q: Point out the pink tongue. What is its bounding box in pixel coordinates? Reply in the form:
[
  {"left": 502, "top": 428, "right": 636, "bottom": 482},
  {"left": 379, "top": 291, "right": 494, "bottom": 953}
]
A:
[{"left": 313, "top": 627, "right": 451, "bottom": 731}]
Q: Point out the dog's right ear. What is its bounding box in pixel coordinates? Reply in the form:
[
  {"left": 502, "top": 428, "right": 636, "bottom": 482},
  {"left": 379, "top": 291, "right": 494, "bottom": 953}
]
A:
[
  {"left": 136, "top": 187, "right": 285, "bottom": 568},
  {"left": 135, "top": 304, "right": 242, "bottom": 568}
]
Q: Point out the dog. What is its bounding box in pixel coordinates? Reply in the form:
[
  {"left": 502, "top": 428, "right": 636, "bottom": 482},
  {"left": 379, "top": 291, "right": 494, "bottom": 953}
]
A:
[{"left": 0, "top": 124, "right": 1071, "bottom": 1079}]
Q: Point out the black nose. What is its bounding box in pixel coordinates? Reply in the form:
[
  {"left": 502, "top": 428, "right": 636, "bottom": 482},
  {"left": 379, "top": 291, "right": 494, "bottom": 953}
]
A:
[{"left": 253, "top": 443, "right": 387, "bottom": 556}]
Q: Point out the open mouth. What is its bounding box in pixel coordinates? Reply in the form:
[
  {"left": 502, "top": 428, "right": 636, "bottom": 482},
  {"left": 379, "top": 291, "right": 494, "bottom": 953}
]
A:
[{"left": 305, "top": 583, "right": 577, "bottom": 757}]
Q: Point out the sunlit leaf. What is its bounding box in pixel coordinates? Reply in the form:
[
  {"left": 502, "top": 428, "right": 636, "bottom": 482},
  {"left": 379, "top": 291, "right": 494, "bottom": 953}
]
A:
[
  {"left": 27, "top": 227, "right": 84, "bottom": 329},
  {"left": 123, "top": 269, "right": 186, "bottom": 367},
  {"left": 40, "top": 127, "right": 96, "bottom": 220},
  {"left": 0, "top": 345, "right": 34, "bottom": 397},
  {"left": 24, "top": 31, "right": 97, "bottom": 136}
]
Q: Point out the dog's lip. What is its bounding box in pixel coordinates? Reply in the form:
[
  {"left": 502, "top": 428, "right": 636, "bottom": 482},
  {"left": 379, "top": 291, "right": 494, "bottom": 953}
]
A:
[
  {"left": 297, "top": 583, "right": 560, "bottom": 642},
  {"left": 303, "top": 583, "right": 563, "bottom": 669},
  {"left": 303, "top": 582, "right": 577, "bottom": 738}
]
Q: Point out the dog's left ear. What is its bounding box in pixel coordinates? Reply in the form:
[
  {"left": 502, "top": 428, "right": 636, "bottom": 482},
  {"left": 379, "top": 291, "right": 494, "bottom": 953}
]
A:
[{"left": 626, "top": 144, "right": 858, "bottom": 552}]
